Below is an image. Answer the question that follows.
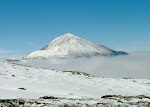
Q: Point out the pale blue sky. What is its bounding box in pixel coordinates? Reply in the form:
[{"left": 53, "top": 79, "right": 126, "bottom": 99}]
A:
[{"left": 0, "top": 0, "right": 150, "bottom": 60}]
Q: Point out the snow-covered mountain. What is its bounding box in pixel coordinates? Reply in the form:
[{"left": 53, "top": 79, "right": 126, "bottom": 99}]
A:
[{"left": 27, "top": 33, "right": 127, "bottom": 58}]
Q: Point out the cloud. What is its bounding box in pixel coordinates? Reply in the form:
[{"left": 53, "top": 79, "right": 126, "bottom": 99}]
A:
[
  {"left": 0, "top": 49, "right": 13, "bottom": 54},
  {"left": 19, "top": 51, "right": 150, "bottom": 79},
  {"left": 0, "top": 49, "right": 21, "bottom": 60},
  {"left": 26, "top": 42, "right": 34, "bottom": 46}
]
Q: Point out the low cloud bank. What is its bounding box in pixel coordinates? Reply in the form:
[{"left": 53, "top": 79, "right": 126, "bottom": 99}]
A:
[{"left": 20, "top": 51, "right": 150, "bottom": 79}]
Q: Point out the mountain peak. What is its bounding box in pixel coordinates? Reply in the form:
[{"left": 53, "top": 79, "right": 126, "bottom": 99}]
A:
[
  {"left": 65, "top": 32, "right": 72, "bottom": 35},
  {"left": 60, "top": 33, "right": 79, "bottom": 38},
  {"left": 27, "top": 33, "right": 128, "bottom": 58}
]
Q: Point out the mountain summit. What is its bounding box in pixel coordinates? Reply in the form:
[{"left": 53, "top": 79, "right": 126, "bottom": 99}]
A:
[
  {"left": 41, "top": 33, "right": 80, "bottom": 50},
  {"left": 27, "top": 33, "right": 127, "bottom": 58}
]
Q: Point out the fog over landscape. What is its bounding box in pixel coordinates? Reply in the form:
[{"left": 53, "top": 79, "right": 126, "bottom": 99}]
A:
[
  {"left": 1, "top": 0, "right": 150, "bottom": 106},
  {"left": 19, "top": 51, "right": 150, "bottom": 79}
]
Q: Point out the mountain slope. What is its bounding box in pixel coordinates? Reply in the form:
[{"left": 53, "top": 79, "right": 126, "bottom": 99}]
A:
[
  {"left": 27, "top": 33, "right": 127, "bottom": 58},
  {"left": 0, "top": 61, "right": 150, "bottom": 106}
]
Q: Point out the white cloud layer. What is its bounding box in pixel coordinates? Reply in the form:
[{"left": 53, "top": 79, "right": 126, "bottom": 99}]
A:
[
  {"left": 0, "top": 49, "right": 21, "bottom": 60},
  {"left": 0, "top": 49, "right": 12, "bottom": 54},
  {"left": 20, "top": 51, "right": 150, "bottom": 79}
]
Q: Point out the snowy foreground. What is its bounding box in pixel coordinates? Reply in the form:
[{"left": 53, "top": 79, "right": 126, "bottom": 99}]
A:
[{"left": 0, "top": 61, "right": 150, "bottom": 106}]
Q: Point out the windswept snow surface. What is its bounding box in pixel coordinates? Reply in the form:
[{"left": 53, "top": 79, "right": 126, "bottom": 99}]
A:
[
  {"left": 0, "top": 61, "right": 150, "bottom": 100},
  {"left": 1, "top": 61, "right": 150, "bottom": 106},
  {"left": 27, "top": 33, "right": 127, "bottom": 58}
]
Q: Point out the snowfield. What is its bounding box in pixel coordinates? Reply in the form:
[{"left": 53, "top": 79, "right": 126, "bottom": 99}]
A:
[{"left": 0, "top": 61, "right": 150, "bottom": 106}]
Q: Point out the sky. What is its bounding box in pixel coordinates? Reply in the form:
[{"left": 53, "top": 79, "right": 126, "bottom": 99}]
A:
[{"left": 0, "top": 0, "right": 150, "bottom": 60}]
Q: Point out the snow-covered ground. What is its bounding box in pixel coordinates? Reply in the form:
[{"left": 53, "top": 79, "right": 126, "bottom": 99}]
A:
[{"left": 0, "top": 61, "right": 150, "bottom": 106}]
